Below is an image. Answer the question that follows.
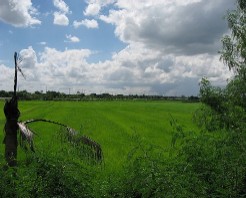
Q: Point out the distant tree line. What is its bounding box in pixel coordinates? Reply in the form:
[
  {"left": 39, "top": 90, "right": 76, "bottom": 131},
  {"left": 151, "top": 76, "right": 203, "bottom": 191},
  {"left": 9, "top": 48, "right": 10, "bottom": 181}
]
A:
[{"left": 0, "top": 90, "right": 199, "bottom": 102}]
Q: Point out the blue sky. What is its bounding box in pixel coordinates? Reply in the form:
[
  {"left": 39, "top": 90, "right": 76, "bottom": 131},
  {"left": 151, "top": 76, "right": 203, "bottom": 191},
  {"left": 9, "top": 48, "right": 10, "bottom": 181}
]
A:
[
  {"left": 0, "top": 0, "right": 125, "bottom": 63},
  {"left": 0, "top": 0, "right": 235, "bottom": 95}
]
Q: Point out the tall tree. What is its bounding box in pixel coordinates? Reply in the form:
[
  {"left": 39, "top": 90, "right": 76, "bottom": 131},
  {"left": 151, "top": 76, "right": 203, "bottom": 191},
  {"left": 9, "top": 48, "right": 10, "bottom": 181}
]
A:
[
  {"left": 199, "top": 0, "right": 246, "bottom": 112},
  {"left": 220, "top": 0, "right": 246, "bottom": 109},
  {"left": 194, "top": 1, "right": 246, "bottom": 195}
]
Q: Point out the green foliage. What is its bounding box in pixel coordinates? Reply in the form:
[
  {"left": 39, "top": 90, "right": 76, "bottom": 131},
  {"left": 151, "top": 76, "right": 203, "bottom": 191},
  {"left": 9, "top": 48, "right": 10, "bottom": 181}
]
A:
[
  {"left": 197, "top": 76, "right": 246, "bottom": 132},
  {"left": 105, "top": 125, "right": 245, "bottom": 197},
  {"left": 199, "top": 78, "right": 225, "bottom": 113},
  {"left": 181, "top": 130, "right": 246, "bottom": 197},
  {"left": 220, "top": 0, "right": 246, "bottom": 73},
  {"left": 225, "top": 75, "right": 246, "bottom": 108},
  {"left": 197, "top": 0, "right": 246, "bottom": 132},
  {"left": 220, "top": 0, "right": 246, "bottom": 111},
  {"left": 0, "top": 151, "right": 94, "bottom": 198},
  {"left": 26, "top": 153, "right": 93, "bottom": 198},
  {"left": 190, "top": 1, "right": 246, "bottom": 197},
  {"left": 0, "top": 162, "right": 18, "bottom": 197}
]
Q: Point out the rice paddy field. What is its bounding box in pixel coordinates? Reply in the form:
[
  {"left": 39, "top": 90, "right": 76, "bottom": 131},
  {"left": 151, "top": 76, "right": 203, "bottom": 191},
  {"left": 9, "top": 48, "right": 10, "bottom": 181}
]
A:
[{"left": 0, "top": 100, "right": 200, "bottom": 171}]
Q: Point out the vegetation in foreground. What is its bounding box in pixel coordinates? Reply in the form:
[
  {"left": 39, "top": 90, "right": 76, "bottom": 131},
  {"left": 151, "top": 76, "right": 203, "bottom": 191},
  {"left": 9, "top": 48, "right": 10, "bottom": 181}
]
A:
[
  {"left": 0, "top": 0, "right": 246, "bottom": 197},
  {"left": 0, "top": 96, "right": 244, "bottom": 197}
]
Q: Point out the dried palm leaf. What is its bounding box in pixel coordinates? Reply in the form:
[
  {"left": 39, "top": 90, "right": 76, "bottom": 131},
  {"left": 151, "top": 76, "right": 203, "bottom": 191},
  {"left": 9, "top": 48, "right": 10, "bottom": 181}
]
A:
[
  {"left": 23, "top": 118, "right": 103, "bottom": 162},
  {"left": 65, "top": 127, "right": 103, "bottom": 162},
  {"left": 17, "top": 122, "right": 34, "bottom": 152}
]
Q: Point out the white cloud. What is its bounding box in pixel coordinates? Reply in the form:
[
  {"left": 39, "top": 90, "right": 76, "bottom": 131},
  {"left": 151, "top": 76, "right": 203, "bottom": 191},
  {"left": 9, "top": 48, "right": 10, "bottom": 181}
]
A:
[
  {"left": 100, "top": 43, "right": 232, "bottom": 95},
  {"left": 100, "top": 0, "right": 234, "bottom": 55},
  {"left": 0, "top": 43, "right": 233, "bottom": 95},
  {"left": 9, "top": 47, "right": 93, "bottom": 92},
  {"left": 91, "top": 0, "right": 235, "bottom": 94},
  {"left": 73, "top": 19, "right": 98, "bottom": 29},
  {"left": 0, "top": 1, "right": 236, "bottom": 95},
  {"left": 38, "top": 41, "right": 47, "bottom": 45},
  {"left": 53, "top": 12, "right": 69, "bottom": 26},
  {"left": 53, "top": 0, "right": 70, "bottom": 26},
  {"left": 84, "top": 3, "right": 101, "bottom": 16},
  {"left": 83, "top": 0, "right": 116, "bottom": 16},
  {"left": 39, "top": 47, "right": 91, "bottom": 65},
  {"left": 0, "top": 64, "right": 14, "bottom": 90},
  {"left": 19, "top": 46, "right": 37, "bottom": 69},
  {"left": 65, "top": 34, "right": 80, "bottom": 43},
  {"left": 0, "top": 0, "right": 41, "bottom": 27},
  {"left": 53, "top": 0, "right": 69, "bottom": 14}
]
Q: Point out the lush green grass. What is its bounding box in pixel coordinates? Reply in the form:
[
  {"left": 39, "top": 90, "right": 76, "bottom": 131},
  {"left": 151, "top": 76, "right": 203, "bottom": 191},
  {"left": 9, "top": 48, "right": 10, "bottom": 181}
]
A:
[{"left": 0, "top": 100, "right": 200, "bottom": 171}]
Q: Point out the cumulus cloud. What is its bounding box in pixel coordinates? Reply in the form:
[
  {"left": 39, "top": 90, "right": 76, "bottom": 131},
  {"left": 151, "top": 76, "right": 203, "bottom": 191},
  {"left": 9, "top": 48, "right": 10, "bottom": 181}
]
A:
[
  {"left": 38, "top": 47, "right": 92, "bottom": 83},
  {"left": 0, "top": 0, "right": 41, "bottom": 27},
  {"left": 53, "top": 0, "right": 69, "bottom": 13},
  {"left": 84, "top": 3, "right": 101, "bottom": 16},
  {"left": 1, "top": 41, "right": 233, "bottom": 95},
  {"left": 39, "top": 47, "right": 91, "bottom": 65},
  {"left": 19, "top": 46, "right": 37, "bottom": 69},
  {"left": 0, "top": 64, "right": 15, "bottom": 90},
  {"left": 83, "top": 0, "right": 116, "bottom": 16},
  {"left": 100, "top": 0, "right": 234, "bottom": 55},
  {"left": 9, "top": 47, "right": 93, "bottom": 92},
  {"left": 53, "top": 12, "right": 69, "bottom": 26},
  {"left": 53, "top": 0, "right": 70, "bottom": 26},
  {"left": 73, "top": 19, "right": 98, "bottom": 29},
  {"left": 0, "top": 0, "right": 236, "bottom": 95},
  {"left": 101, "top": 43, "right": 232, "bottom": 95},
  {"left": 74, "top": 0, "right": 116, "bottom": 33},
  {"left": 65, "top": 34, "right": 80, "bottom": 43},
  {"left": 76, "top": 0, "right": 233, "bottom": 95}
]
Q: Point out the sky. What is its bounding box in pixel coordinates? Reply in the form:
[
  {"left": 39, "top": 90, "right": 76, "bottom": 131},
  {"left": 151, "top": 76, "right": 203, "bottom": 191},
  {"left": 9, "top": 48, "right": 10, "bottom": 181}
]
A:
[{"left": 0, "top": 0, "right": 236, "bottom": 96}]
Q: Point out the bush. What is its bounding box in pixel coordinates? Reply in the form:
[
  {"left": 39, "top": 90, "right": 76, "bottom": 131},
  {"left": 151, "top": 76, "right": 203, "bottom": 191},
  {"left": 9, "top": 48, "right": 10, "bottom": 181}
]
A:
[{"left": 0, "top": 151, "right": 94, "bottom": 198}]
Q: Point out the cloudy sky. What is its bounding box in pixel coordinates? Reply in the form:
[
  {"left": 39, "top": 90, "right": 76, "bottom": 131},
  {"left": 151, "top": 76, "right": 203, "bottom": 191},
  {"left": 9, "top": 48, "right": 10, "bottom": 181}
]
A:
[{"left": 0, "top": 0, "right": 236, "bottom": 96}]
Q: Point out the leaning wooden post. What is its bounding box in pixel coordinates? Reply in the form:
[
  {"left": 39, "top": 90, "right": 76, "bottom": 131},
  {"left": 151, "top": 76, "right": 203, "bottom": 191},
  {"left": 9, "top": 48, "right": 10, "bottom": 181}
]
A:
[{"left": 3, "top": 52, "right": 20, "bottom": 167}]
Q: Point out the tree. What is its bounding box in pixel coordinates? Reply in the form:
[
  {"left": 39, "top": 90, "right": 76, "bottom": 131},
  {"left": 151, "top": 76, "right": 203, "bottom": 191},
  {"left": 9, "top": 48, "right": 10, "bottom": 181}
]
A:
[
  {"left": 3, "top": 53, "right": 102, "bottom": 167},
  {"left": 220, "top": 0, "right": 246, "bottom": 72},
  {"left": 195, "top": 1, "right": 246, "bottom": 195},
  {"left": 220, "top": 0, "right": 246, "bottom": 109},
  {"left": 198, "top": 0, "right": 246, "bottom": 126}
]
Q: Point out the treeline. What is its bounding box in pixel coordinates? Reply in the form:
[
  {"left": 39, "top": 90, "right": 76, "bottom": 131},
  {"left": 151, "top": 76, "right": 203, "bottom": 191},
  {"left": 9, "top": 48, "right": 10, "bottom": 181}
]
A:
[{"left": 0, "top": 90, "right": 199, "bottom": 102}]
